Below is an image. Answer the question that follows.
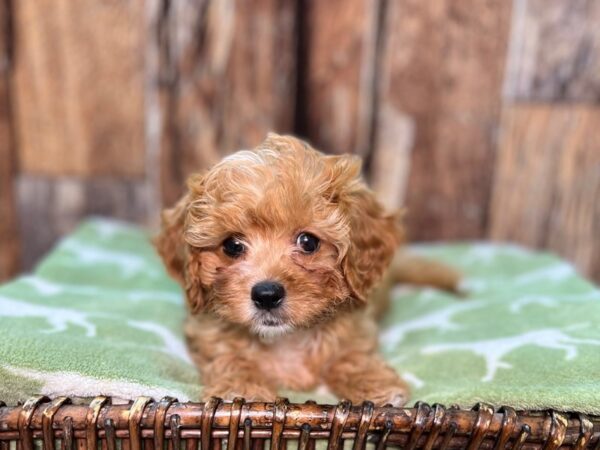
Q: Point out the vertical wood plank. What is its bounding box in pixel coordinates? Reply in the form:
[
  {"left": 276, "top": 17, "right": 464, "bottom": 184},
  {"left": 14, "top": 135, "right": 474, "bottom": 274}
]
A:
[
  {"left": 298, "top": 0, "right": 379, "bottom": 157},
  {"left": 159, "top": 0, "right": 297, "bottom": 205},
  {"left": 547, "top": 111, "right": 600, "bottom": 281},
  {"left": 489, "top": 105, "right": 600, "bottom": 281},
  {"left": 13, "top": 0, "right": 146, "bottom": 177},
  {"left": 373, "top": 0, "right": 511, "bottom": 239},
  {"left": 0, "top": 0, "right": 18, "bottom": 281},
  {"left": 17, "top": 176, "right": 150, "bottom": 270},
  {"left": 0, "top": 0, "right": 19, "bottom": 281},
  {"left": 503, "top": 0, "right": 600, "bottom": 101},
  {"left": 369, "top": 106, "right": 414, "bottom": 211},
  {"left": 142, "top": 0, "right": 166, "bottom": 226}
]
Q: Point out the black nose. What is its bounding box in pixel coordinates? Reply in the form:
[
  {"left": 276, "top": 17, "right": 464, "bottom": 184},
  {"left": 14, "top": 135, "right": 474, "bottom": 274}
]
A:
[{"left": 251, "top": 281, "right": 285, "bottom": 310}]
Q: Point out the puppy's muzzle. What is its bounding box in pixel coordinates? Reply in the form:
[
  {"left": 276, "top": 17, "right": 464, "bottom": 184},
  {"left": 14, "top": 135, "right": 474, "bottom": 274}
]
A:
[{"left": 251, "top": 280, "right": 285, "bottom": 310}]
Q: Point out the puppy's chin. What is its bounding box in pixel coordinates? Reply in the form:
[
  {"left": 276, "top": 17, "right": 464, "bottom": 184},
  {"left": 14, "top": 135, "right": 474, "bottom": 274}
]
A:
[
  {"left": 250, "top": 314, "right": 294, "bottom": 341},
  {"left": 251, "top": 323, "right": 294, "bottom": 341}
]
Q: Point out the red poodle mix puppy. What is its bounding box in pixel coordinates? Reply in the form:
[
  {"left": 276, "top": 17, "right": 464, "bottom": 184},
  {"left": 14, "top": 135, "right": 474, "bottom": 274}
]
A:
[{"left": 156, "top": 133, "right": 460, "bottom": 405}]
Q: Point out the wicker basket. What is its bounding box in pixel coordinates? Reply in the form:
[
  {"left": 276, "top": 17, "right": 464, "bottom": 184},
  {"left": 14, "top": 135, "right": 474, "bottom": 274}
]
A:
[{"left": 1, "top": 397, "right": 599, "bottom": 450}]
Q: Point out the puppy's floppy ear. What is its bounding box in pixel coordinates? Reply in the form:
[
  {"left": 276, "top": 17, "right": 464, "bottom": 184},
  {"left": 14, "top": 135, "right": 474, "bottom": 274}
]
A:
[
  {"left": 155, "top": 194, "right": 189, "bottom": 284},
  {"left": 334, "top": 156, "right": 404, "bottom": 303},
  {"left": 155, "top": 184, "right": 205, "bottom": 314}
]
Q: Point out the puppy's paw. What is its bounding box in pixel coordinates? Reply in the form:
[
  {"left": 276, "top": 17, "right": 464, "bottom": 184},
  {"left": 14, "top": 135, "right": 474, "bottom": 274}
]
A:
[
  {"left": 374, "top": 391, "right": 408, "bottom": 407},
  {"left": 202, "top": 382, "right": 276, "bottom": 402},
  {"left": 365, "top": 384, "right": 410, "bottom": 407},
  {"left": 338, "top": 384, "right": 409, "bottom": 407}
]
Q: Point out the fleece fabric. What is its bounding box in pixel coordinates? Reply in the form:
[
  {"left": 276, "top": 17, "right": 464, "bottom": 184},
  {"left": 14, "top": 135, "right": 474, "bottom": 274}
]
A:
[{"left": 1, "top": 219, "right": 599, "bottom": 412}]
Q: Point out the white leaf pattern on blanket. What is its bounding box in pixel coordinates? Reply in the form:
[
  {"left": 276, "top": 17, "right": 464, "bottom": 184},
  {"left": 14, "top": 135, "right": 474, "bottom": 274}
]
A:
[
  {"left": 422, "top": 328, "right": 600, "bottom": 382},
  {"left": 400, "top": 370, "right": 425, "bottom": 389},
  {"left": 0, "top": 296, "right": 191, "bottom": 362},
  {"left": 0, "top": 296, "right": 98, "bottom": 337},
  {"left": 513, "top": 263, "right": 576, "bottom": 286},
  {"left": 127, "top": 320, "right": 193, "bottom": 365},
  {"left": 22, "top": 275, "right": 183, "bottom": 304},
  {"left": 509, "top": 291, "right": 600, "bottom": 313},
  {"left": 460, "top": 243, "right": 531, "bottom": 264},
  {"left": 3, "top": 365, "right": 191, "bottom": 401},
  {"left": 381, "top": 301, "right": 485, "bottom": 346},
  {"left": 92, "top": 219, "right": 137, "bottom": 239},
  {"left": 389, "top": 354, "right": 426, "bottom": 388},
  {"left": 60, "top": 239, "right": 160, "bottom": 278}
]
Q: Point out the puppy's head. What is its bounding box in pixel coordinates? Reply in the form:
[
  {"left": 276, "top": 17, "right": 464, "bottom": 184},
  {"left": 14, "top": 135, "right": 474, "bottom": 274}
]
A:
[{"left": 156, "top": 134, "right": 402, "bottom": 337}]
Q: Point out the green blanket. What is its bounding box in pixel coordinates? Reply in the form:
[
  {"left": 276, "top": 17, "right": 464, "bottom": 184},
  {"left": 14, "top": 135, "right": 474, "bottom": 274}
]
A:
[{"left": 1, "top": 219, "right": 599, "bottom": 413}]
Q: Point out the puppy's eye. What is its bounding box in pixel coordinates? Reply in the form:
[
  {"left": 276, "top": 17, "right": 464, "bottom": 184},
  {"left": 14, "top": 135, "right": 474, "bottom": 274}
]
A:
[
  {"left": 223, "top": 236, "right": 246, "bottom": 258},
  {"left": 296, "top": 232, "right": 320, "bottom": 254}
]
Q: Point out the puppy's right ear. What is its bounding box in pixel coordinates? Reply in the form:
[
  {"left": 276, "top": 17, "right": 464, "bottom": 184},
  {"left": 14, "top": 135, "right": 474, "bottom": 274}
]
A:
[
  {"left": 155, "top": 194, "right": 190, "bottom": 286},
  {"left": 156, "top": 193, "right": 205, "bottom": 314}
]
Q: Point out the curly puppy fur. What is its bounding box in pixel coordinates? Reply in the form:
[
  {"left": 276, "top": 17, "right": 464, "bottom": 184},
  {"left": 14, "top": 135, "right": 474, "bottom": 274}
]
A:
[{"left": 156, "top": 133, "right": 460, "bottom": 406}]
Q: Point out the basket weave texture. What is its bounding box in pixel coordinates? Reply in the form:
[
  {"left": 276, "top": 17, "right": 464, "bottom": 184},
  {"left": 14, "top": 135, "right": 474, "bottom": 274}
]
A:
[{"left": 1, "top": 397, "right": 599, "bottom": 450}]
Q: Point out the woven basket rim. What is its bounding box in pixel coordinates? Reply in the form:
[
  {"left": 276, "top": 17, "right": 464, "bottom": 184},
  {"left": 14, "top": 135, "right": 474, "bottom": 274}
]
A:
[{"left": 1, "top": 396, "right": 598, "bottom": 450}]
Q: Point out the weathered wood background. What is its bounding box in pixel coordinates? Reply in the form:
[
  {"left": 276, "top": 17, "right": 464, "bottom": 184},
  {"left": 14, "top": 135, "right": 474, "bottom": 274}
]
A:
[{"left": 0, "top": 0, "right": 599, "bottom": 282}]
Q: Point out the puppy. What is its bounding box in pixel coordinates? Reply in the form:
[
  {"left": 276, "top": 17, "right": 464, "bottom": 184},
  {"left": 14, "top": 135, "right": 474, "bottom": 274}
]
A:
[{"left": 156, "top": 133, "right": 460, "bottom": 406}]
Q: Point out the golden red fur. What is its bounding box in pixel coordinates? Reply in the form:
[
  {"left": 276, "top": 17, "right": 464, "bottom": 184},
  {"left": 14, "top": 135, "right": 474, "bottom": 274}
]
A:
[{"left": 156, "top": 133, "right": 460, "bottom": 405}]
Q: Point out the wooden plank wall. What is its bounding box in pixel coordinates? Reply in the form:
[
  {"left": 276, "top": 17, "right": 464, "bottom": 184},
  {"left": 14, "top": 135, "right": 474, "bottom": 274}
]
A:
[
  {"left": 490, "top": 106, "right": 600, "bottom": 279},
  {"left": 1, "top": 0, "right": 599, "bottom": 282},
  {"left": 14, "top": 1, "right": 146, "bottom": 177},
  {"left": 298, "top": 0, "right": 378, "bottom": 158},
  {"left": 0, "top": 0, "right": 18, "bottom": 280},
  {"left": 11, "top": 0, "right": 150, "bottom": 270},
  {"left": 373, "top": 1, "right": 512, "bottom": 240},
  {"left": 490, "top": 0, "right": 600, "bottom": 280},
  {"left": 157, "top": 0, "right": 298, "bottom": 206}
]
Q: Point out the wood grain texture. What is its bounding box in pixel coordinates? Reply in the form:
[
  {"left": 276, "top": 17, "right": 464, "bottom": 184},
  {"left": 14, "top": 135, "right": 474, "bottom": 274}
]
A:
[
  {"left": 298, "top": 0, "right": 378, "bottom": 157},
  {"left": 13, "top": 0, "right": 145, "bottom": 177},
  {"left": 489, "top": 105, "right": 600, "bottom": 281},
  {"left": 17, "top": 176, "right": 150, "bottom": 271},
  {"left": 159, "top": 0, "right": 297, "bottom": 205},
  {"left": 0, "top": 0, "right": 19, "bottom": 281},
  {"left": 375, "top": 0, "right": 512, "bottom": 240},
  {"left": 503, "top": 0, "right": 600, "bottom": 101},
  {"left": 370, "top": 106, "right": 414, "bottom": 211}
]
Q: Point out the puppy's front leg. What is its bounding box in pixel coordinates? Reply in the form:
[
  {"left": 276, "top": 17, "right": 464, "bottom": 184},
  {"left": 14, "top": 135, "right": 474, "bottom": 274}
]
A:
[
  {"left": 323, "top": 352, "right": 409, "bottom": 407},
  {"left": 201, "top": 356, "right": 276, "bottom": 402}
]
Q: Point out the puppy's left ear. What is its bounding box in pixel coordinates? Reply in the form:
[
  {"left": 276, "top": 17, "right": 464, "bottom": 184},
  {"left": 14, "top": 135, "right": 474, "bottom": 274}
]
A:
[{"left": 339, "top": 161, "right": 404, "bottom": 303}]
